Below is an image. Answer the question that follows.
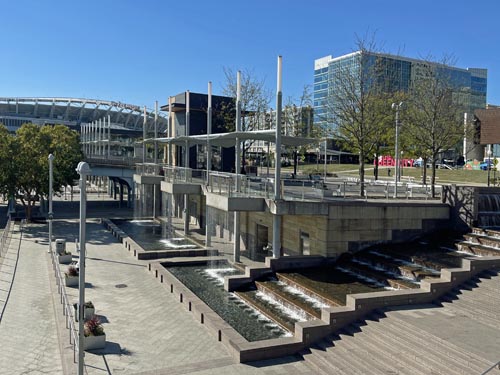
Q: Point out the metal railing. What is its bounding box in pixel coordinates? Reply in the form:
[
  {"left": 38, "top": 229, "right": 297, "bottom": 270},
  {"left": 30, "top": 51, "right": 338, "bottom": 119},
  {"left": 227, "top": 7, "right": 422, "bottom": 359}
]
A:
[
  {"left": 148, "top": 164, "right": 444, "bottom": 201},
  {"left": 136, "top": 162, "right": 165, "bottom": 176},
  {"left": 481, "top": 361, "right": 500, "bottom": 375},
  {"left": 50, "top": 247, "right": 79, "bottom": 364},
  {"left": 163, "top": 166, "right": 207, "bottom": 184},
  {"left": 0, "top": 217, "right": 12, "bottom": 258}
]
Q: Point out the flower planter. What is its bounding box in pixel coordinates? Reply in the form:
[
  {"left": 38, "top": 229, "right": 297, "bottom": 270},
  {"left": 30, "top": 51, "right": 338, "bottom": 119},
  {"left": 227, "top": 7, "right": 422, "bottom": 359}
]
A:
[
  {"left": 84, "top": 334, "right": 106, "bottom": 350},
  {"left": 65, "top": 275, "right": 79, "bottom": 287},
  {"left": 58, "top": 253, "right": 73, "bottom": 264}
]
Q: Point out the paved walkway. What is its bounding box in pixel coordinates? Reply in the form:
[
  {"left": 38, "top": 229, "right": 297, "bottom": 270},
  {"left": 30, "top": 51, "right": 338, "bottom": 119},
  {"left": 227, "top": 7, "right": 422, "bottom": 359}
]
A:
[
  {"left": 2, "top": 211, "right": 500, "bottom": 374},
  {"left": 0, "top": 217, "right": 317, "bottom": 374},
  {"left": 0, "top": 222, "right": 63, "bottom": 375}
]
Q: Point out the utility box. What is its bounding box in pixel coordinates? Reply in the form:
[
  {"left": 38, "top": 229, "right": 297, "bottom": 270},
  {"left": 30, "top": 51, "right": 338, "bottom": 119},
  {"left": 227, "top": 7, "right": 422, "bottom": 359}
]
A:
[{"left": 55, "top": 239, "right": 66, "bottom": 255}]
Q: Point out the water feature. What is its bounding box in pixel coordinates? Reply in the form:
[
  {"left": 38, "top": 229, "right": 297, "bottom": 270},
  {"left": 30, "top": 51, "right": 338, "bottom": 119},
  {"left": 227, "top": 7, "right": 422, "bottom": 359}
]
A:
[
  {"left": 166, "top": 263, "right": 290, "bottom": 341},
  {"left": 478, "top": 194, "right": 500, "bottom": 227},
  {"left": 112, "top": 219, "right": 196, "bottom": 251}
]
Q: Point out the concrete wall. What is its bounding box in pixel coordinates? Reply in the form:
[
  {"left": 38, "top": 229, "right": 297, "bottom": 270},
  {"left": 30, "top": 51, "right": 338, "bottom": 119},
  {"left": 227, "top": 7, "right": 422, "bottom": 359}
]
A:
[
  {"left": 239, "top": 202, "right": 449, "bottom": 258},
  {"left": 325, "top": 202, "right": 450, "bottom": 256},
  {"left": 442, "top": 185, "right": 500, "bottom": 230}
]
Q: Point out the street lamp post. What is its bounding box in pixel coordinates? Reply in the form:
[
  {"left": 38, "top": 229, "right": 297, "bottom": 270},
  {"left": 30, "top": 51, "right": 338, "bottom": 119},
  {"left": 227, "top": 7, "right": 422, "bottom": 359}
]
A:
[
  {"left": 48, "top": 154, "right": 54, "bottom": 253},
  {"left": 392, "top": 102, "right": 403, "bottom": 198},
  {"left": 76, "top": 161, "right": 91, "bottom": 375},
  {"left": 487, "top": 144, "right": 492, "bottom": 187}
]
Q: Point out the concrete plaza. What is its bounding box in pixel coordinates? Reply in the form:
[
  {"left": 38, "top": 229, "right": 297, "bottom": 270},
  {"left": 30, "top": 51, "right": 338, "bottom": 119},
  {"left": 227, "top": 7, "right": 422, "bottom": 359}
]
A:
[{"left": 0, "top": 198, "right": 499, "bottom": 374}]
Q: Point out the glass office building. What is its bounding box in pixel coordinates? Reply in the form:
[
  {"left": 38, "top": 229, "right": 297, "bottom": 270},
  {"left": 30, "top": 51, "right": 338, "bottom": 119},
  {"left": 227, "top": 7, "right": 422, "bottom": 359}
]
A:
[{"left": 313, "top": 51, "right": 487, "bottom": 130}]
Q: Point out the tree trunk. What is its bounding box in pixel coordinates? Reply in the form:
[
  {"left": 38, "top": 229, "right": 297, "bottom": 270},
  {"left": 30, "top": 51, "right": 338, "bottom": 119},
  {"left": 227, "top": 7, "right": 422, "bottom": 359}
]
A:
[
  {"left": 359, "top": 152, "right": 365, "bottom": 197},
  {"left": 431, "top": 157, "right": 437, "bottom": 198},
  {"left": 374, "top": 147, "right": 379, "bottom": 180},
  {"left": 293, "top": 149, "right": 298, "bottom": 175},
  {"left": 422, "top": 157, "right": 428, "bottom": 185}
]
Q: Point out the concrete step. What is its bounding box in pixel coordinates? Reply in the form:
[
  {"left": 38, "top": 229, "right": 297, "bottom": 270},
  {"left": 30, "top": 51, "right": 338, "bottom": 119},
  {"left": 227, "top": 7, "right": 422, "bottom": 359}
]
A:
[
  {"left": 386, "top": 314, "right": 489, "bottom": 372},
  {"left": 334, "top": 325, "right": 426, "bottom": 375},
  {"left": 363, "top": 317, "right": 473, "bottom": 374},
  {"left": 441, "top": 293, "right": 500, "bottom": 322},
  {"left": 298, "top": 349, "right": 335, "bottom": 375},
  {"left": 307, "top": 345, "right": 362, "bottom": 374},
  {"left": 316, "top": 336, "right": 392, "bottom": 375},
  {"left": 343, "top": 321, "right": 441, "bottom": 375}
]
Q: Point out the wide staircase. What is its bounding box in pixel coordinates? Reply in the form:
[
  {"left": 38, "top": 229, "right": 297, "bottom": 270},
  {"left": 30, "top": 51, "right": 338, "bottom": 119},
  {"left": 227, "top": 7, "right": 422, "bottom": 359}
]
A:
[{"left": 299, "top": 268, "right": 500, "bottom": 375}]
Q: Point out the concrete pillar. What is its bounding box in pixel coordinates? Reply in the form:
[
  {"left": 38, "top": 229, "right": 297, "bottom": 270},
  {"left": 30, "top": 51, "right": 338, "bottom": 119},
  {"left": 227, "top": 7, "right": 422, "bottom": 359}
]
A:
[
  {"left": 205, "top": 205, "right": 211, "bottom": 247},
  {"left": 184, "top": 194, "right": 189, "bottom": 235},
  {"left": 234, "top": 72, "right": 242, "bottom": 263}
]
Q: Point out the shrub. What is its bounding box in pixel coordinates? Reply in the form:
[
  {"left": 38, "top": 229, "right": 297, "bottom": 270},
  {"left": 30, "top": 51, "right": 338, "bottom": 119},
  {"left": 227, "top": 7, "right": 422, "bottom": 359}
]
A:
[
  {"left": 66, "top": 265, "right": 78, "bottom": 277},
  {"left": 84, "top": 315, "right": 105, "bottom": 337}
]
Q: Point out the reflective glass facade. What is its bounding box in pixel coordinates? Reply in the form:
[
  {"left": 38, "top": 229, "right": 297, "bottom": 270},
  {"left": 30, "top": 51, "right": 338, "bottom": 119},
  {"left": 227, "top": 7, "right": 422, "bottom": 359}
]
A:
[{"left": 313, "top": 51, "right": 487, "bottom": 130}]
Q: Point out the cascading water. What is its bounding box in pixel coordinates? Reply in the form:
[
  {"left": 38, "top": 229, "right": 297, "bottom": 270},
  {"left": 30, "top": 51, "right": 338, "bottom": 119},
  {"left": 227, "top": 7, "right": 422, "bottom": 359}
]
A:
[
  {"left": 167, "top": 263, "right": 291, "bottom": 341},
  {"left": 478, "top": 194, "right": 500, "bottom": 227},
  {"left": 112, "top": 219, "right": 195, "bottom": 250}
]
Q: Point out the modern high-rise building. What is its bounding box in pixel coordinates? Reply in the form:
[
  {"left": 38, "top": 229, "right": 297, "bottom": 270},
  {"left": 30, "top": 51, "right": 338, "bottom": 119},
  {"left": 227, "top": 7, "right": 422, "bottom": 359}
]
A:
[{"left": 313, "top": 51, "right": 488, "bottom": 130}]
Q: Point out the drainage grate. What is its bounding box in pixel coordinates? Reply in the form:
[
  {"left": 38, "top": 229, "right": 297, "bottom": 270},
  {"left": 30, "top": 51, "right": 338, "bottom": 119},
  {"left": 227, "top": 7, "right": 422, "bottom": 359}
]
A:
[{"left": 115, "top": 284, "right": 128, "bottom": 289}]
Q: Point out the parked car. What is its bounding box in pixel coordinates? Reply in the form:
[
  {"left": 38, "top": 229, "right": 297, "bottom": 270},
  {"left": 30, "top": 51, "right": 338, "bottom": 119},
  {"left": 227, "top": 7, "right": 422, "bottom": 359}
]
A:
[{"left": 480, "top": 160, "right": 494, "bottom": 170}]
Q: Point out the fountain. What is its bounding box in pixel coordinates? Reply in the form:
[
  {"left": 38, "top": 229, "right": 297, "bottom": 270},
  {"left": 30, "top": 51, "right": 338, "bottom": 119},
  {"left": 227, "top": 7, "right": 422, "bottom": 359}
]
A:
[
  {"left": 112, "top": 219, "right": 196, "bottom": 251},
  {"left": 478, "top": 194, "right": 500, "bottom": 227}
]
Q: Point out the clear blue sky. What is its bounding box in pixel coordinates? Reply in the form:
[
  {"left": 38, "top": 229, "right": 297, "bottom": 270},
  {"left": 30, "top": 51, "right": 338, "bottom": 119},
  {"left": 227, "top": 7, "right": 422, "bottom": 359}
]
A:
[{"left": 2, "top": 0, "right": 499, "bottom": 109}]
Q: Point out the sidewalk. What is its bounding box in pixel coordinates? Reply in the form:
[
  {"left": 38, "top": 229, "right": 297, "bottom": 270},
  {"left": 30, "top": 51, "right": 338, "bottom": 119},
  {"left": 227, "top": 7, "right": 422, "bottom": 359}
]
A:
[
  {"left": 0, "top": 222, "right": 63, "bottom": 375},
  {"left": 0, "top": 192, "right": 317, "bottom": 374}
]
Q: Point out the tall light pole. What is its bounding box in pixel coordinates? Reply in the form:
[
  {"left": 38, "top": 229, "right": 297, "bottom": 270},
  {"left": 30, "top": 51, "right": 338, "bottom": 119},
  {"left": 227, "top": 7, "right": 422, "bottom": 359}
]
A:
[
  {"left": 76, "top": 161, "right": 91, "bottom": 375},
  {"left": 48, "top": 154, "right": 54, "bottom": 253},
  {"left": 392, "top": 102, "right": 403, "bottom": 198},
  {"left": 272, "top": 56, "right": 283, "bottom": 259}
]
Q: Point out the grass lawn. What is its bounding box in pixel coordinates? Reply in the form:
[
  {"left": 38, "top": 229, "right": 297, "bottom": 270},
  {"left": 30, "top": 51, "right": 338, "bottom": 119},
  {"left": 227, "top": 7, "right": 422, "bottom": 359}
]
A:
[{"left": 287, "top": 163, "right": 496, "bottom": 185}]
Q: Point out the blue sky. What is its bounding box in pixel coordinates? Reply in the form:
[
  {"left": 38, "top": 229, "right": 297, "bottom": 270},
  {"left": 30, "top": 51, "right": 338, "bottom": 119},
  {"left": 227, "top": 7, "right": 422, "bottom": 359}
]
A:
[{"left": 2, "top": 0, "right": 499, "bottom": 109}]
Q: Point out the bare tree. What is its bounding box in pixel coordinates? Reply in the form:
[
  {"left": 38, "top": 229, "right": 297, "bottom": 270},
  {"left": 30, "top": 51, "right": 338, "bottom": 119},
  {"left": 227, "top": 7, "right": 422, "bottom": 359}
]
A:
[
  {"left": 221, "top": 67, "right": 272, "bottom": 171},
  {"left": 283, "top": 85, "right": 315, "bottom": 174},
  {"left": 321, "top": 37, "right": 398, "bottom": 196},
  {"left": 403, "top": 56, "right": 465, "bottom": 197}
]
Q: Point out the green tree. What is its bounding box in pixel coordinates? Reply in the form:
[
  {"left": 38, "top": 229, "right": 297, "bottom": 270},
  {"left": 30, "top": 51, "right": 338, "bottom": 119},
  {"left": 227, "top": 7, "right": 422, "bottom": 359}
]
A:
[
  {"left": 9, "top": 124, "right": 83, "bottom": 220},
  {"left": 0, "top": 125, "right": 16, "bottom": 199}
]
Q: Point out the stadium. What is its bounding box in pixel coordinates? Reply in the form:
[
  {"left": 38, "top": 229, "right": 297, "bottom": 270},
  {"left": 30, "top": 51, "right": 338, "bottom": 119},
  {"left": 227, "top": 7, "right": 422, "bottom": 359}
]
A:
[{"left": 0, "top": 97, "right": 168, "bottom": 133}]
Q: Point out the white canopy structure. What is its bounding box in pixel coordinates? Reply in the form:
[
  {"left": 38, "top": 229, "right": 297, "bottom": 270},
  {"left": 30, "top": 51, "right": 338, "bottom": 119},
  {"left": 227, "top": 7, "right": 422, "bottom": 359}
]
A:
[{"left": 145, "top": 129, "right": 318, "bottom": 148}]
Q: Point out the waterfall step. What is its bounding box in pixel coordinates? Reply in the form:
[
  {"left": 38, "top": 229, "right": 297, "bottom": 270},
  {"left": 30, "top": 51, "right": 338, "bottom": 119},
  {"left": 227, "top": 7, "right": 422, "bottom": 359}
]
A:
[
  {"left": 275, "top": 272, "right": 345, "bottom": 307},
  {"left": 255, "top": 281, "right": 321, "bottom": 319},
  {"left": 234, "top": 290, "right": 299, "bottom": 333},
  {"left": 341, "top": 262, "right": 419, "bottom": 289},
  {"left": 456, "top": 241, "right": 500, "bottom": 257},
  {"left": 473, "top": 227, "right": 500, "bottom": 238},
  {"left": 378, "top": 248, "right": 463, "bottom": 271},
  {"left": 355, "top": 252, "right": 437, "bottom": 281},
  {"left": 463, "top": 233, "right": 500, "bottom": 249},
  {"left": 136, "top": 248, "right": 219, "bottom": 260}
]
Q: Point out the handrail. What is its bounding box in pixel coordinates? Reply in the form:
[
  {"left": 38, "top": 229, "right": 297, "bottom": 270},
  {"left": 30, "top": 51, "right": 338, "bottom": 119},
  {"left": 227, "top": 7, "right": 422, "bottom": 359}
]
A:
[
  {"left": 0, "top": 217, "right": 12, "bottom": 258},
  {"left": 481, "top": 361, "right": 500, "bottom": 375},
  {"left": 50, "top": 245, "right": 79, "bottom": 364},
  {"left": 0, "top": 219, "right": 23, "bottom": 324}
]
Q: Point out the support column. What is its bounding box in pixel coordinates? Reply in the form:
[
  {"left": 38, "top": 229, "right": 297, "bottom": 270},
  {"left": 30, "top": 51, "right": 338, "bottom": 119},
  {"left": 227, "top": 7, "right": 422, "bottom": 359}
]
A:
[
  {"left": 205, "top": 82, "right": 213, "bottom": 248},
  {"left": 143, "top": 106, "right": 147, "bottom": 163},
  {"left": 154, "top": 101, "right": 158, "bottom": 164},
  {"left": 108, "top": 115, "right": 111, "bottom": 158},
  {"left": 184, "top": 91, "right": 190, "bottom": 235},
  {"left": 184, "top": 194, "right": 189, "bottom": 235},
  {"left": 234, "top": 71, "right": 242, "bottom": 263},
  {"left": 272, "top": 56, "right": 283, "bottom": 259}
]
